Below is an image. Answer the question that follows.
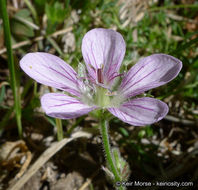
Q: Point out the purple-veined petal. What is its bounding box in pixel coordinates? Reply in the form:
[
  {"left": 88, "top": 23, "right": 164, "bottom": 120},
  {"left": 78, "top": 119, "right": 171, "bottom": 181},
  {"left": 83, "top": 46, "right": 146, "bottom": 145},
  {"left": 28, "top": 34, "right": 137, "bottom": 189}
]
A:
[
  {"left": 108, "top": 97, "right": 168, "bottom": 126},
  {"left": 41, "top": 93, "right": 97, "bottom": 119},
  {"left": 81, "top": 28, "right": 126, "bottom": 84},
  {"left": 20, "top": 52, "right": 80, "bottom": 96},
  {"left": 119, "top": 54, "right": 182, "bottom": 98}
]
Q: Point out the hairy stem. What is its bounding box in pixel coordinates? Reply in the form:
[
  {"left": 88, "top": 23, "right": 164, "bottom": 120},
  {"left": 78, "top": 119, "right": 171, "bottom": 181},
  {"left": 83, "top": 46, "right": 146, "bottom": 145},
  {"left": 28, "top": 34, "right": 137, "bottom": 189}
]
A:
[{"left": 100, "top": 114, "right": 124, "bottom": 189}]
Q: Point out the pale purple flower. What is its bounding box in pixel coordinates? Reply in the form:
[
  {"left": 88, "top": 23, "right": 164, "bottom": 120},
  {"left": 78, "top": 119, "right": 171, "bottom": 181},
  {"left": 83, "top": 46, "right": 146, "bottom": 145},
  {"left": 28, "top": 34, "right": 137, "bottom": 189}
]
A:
[{"left": 20, "top": 28, "right": 182, "bottom": 126}]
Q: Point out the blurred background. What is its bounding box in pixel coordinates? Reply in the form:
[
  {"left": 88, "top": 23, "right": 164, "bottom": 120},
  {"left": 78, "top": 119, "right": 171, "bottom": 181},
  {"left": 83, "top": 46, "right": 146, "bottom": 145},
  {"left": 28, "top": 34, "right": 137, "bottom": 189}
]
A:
[{"left": 0, "top": 0, "right": 198, "bottom": 189}]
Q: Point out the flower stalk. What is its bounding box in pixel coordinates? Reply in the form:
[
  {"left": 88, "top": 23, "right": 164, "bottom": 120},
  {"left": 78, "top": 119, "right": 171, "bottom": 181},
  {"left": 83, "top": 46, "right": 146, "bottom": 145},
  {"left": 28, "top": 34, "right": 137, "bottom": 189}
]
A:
[
  {"left": 48, "top": 87, "right": 63, "bottom": 141},
  {"left": 100, "top": 112, "right": 124, "bottom": 190},
  {"left": 56, "top": 118, "right": 63, "bottom": 141}
]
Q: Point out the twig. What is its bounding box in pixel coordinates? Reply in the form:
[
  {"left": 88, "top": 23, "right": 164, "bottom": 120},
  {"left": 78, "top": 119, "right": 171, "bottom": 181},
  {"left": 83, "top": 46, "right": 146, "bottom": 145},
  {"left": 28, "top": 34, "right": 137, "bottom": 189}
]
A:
[
  {"left": 166, "top": 12, "right": 198, "bottom": 24},
  {"left": 164, "top": 115, "right": 196, "bottom": 126},
  {"left": 15, "top": 151, "right": 32, "bottom": 179},
  {"left": 8, "top": 130, "right": 92, "bottom": 190},
  {"left": 149, "top": 4, "right": 198, "bottom": 12},
  {"left": 7, "top": 5, "right": 18, "bottom": 12},
  {"left": 0, "top": 27, "right": 73, "bottom": 55},
  {"left": 14, "top": 15, "right": 39, "bottom": 30}
]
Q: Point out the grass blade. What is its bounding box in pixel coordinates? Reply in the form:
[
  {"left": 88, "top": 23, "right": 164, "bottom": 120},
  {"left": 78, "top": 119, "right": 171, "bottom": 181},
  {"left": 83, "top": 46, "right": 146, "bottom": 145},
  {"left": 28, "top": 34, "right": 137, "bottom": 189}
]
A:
[{"left": 0, "top": 0, "right": 22, "bottom": 138}]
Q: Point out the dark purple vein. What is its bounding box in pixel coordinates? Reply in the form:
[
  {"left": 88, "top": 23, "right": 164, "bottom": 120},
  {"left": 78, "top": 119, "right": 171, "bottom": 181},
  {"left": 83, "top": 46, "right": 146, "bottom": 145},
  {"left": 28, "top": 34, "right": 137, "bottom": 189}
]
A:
[
  {"left": 91, "top": 42, "right": 98, "bottom": 68},
  {"left": 49, "top": 101, "right": 80, "bottom": 108},
  {"left": 123, "top": 104, "right": 157, "bottom": 112},
  {"left": 47, "top": 66, "right": 76, "bottom": 84},
  {"left": 121, "top": 59, "right": 154, "bottom": 89},
  {"left": 58, "top": 64, "right": 77, "bottom": 83},
  {"left": 123, "top": 67, "right": 159, "bottom": 92}
]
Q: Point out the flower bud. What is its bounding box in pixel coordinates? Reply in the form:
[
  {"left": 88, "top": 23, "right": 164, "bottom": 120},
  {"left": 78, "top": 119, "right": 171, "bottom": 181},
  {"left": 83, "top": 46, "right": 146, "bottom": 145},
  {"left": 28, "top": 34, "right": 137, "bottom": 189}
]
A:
[{"left": 112, "top": 147, "right": 131, "bottom": 181}]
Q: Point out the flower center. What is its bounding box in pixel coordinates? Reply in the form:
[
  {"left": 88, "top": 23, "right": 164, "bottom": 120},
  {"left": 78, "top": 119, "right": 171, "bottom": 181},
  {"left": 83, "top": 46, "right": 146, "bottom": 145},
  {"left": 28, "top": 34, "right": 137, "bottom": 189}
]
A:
[
  {"left": 95, "top": 86, "right": 110, "bottom": 107},
  {"left": 78, "top": 66, "right": 124, "bottom": 108}
]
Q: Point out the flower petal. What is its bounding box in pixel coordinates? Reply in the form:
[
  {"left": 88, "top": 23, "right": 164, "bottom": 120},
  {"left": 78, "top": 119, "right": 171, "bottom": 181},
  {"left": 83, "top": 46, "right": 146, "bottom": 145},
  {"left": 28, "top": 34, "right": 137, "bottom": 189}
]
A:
[
  {"left": 119, "top": 54, "right": 182, "bottom": 98},
  {"left": 81, "top": 28, "right": 126, "bottom": 84},
  {"left": 41, "top": 93, "right": 96, "bottom": 119},
  {"left": 20, "top": 52, "right": 80, "bottom": 96},
  {"left": 108, "top": 97, "right": 168, "bottom": 126}
]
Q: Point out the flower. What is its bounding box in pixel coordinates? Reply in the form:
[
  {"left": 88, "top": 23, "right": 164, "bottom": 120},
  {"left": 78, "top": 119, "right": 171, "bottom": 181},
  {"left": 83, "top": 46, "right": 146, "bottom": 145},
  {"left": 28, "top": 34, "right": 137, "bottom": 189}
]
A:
[{"left": 20, "top": 28, "right": 182, "bottom": 126}]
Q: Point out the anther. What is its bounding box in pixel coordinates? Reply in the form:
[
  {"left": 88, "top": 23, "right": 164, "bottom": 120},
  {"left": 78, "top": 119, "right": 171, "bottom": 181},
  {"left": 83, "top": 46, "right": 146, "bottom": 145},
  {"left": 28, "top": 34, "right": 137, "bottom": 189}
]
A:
[{"left": 97, "top": 68, "right": 103, "bottom": 84}]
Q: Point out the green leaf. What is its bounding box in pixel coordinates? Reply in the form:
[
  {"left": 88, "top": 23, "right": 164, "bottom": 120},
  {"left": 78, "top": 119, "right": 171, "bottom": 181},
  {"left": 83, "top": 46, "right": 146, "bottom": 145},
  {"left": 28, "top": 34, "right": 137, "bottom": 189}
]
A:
[
  {"left": 119, "top": 127, "right": 129, "bottom": 137},
  {"left": 15, "top": 8, "right": 31, "bottom": 17},
  {"left": 11, "top": 21, "right": 34, "bottom": 37},
  {"left": 11, "top": 9, "right": 35, "bottom": 38},
  {"left": 45, "top": 2, "right": 67, "bottom": 24},
  {"left": 0, "top": 85, "right": 5, "bottom": 104}
]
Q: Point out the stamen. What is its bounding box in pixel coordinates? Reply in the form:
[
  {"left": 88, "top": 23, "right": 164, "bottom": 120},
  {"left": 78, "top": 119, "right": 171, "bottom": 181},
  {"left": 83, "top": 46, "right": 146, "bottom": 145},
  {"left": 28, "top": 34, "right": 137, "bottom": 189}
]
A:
[
  {"left": 97, "top": 68, "right": 103, "bottom": 84},
  {"left": 105, "top": 90, "right": 117, "bottom": 96},
  {"left": 88, "top": 64, "right": 96, "bottom": 72},
  {"left": 108, "top": 73, "right": 124, "bottom": 83}
]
